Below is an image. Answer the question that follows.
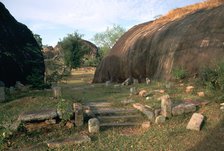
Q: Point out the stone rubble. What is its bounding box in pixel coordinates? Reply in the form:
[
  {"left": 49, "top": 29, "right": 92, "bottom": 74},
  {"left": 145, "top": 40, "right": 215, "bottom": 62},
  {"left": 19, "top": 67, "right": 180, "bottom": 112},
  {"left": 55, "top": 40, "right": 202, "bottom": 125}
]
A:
[
  {"left": 105, "top": 81, "right": 111, "bottom": 86},
  {"left": 146, "top": 78, "right": 151, "bottom": 85},
  {"left": 186, "top": 86, "right": 194, "bottom": 93},
  {"left": 141, "top": 121, "right": 151, "bottom": 129},
  {"left": 122, "top": 77, "right": 133, "bottom": 86},
  {"left": 133, "top": 79, "right": 139, "bottom": 84},
  {"left": 130, "top": 87, "right": 137, "bottom": 95},
  {"left": 139, "top": 90, "right": 147, "bottom": 97},
  {"left": 197, "top": 92, "right": 205, "bottom": 97}
]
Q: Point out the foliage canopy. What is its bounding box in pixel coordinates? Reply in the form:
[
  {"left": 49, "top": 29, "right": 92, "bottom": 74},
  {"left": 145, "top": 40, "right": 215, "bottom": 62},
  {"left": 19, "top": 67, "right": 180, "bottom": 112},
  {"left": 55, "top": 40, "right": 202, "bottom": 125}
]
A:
[
  {"left": 92, "top": 24, "right": 126, "bottom": 58},
  {"left": 59, "top": 32, "right": 90, "bottom": 68}
]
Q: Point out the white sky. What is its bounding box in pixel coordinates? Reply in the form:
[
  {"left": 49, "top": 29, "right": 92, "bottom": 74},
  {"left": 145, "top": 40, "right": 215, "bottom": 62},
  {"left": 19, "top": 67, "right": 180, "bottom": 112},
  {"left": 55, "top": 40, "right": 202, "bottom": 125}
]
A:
[{"left": 1, "top": 0, "right": 203, "bottom": 46}]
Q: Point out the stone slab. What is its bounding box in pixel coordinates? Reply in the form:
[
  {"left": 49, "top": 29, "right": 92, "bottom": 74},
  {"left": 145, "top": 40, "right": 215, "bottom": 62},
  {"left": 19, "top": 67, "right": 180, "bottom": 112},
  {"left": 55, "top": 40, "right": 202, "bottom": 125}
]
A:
[
  {"left": 47, "top": 135, "right": 91, "bottom": 148},
  {"left": 186, "top": 113, "right": 204, "bottom": 131},
  {"left": 133, "top": 103, "right": 154, "bottom": 121},
  {"left": 100, "top": 122, "right": 141, "bottom": 127},
  {"left": 18, "top": 109, "right": 58, "bottom": 122}
]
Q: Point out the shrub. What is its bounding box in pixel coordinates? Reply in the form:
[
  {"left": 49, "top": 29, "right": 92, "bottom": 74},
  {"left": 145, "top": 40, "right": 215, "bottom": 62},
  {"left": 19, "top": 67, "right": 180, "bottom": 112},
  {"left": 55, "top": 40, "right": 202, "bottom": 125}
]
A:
[
  {"left": 172, "top": 67, "right": 188, "bottom": 80},
  {"left": 199, "top": 62, "right": 224, "bottom": 92},
  {"left": 26, "top": 69, "right": 50, "bottom": 89},
  {"left": 56, "top": 99, "right": 73, "bottom": 124}
]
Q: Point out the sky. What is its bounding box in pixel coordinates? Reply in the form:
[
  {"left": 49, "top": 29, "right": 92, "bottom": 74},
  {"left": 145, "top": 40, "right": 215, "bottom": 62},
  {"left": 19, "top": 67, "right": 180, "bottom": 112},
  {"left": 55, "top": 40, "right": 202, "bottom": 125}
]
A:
[{"left": 1, "top": 0, "right": 203, "bottom": 46}]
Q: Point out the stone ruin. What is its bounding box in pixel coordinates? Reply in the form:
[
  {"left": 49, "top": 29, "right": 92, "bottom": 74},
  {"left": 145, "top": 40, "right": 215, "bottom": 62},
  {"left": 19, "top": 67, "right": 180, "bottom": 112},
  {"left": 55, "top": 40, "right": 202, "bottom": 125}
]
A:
[{"left": 3, "top": 85, "right": 207, "bottom": 149}]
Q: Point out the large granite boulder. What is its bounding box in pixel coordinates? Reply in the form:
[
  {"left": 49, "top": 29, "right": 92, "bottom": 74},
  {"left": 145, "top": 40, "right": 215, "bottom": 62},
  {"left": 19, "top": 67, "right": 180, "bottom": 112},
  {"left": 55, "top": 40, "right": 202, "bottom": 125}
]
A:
[
  {"left": 0, "top": 2, "right": 45, "bottom": 87},
  {"left": 93, "top": 1, "right": 224, "bottom": 83}
]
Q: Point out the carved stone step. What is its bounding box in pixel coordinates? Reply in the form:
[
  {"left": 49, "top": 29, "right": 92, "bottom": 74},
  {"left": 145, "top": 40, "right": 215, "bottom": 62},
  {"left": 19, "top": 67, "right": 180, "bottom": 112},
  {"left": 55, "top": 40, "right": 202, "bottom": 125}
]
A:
[
  {"left": 100, "top": 122, "right": 142, "bottom": 127},
  {"left": 98, "top": 115, "right": 141, "bottom": 120},
  {"left": 47, "top": 135, "right": 91, "bottom": 149},
  {"left": 84, "top": 102, "right": 112, "bottom": 108},
  {"left": 89, "top": 108, "right": 138, "bottom": 115},
  {"left": 18, "top": 109, "right": 58, "bottom": 122}
]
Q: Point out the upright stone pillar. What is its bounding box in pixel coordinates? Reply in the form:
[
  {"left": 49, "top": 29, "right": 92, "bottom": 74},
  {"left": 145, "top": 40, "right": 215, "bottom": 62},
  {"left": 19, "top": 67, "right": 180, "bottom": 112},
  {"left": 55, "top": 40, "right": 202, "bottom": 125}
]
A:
[
  {"left": 161, "top": 95, "right": 172, "bottom": 118},
  {"left": 73, "top": 103, "right": 83, "bottom": 126},
  {"left": 88, "top": 118, "right": 100, "bottom": 133},
  {"left": 52, "top": 86, "right": 61, "bottom": 98}
]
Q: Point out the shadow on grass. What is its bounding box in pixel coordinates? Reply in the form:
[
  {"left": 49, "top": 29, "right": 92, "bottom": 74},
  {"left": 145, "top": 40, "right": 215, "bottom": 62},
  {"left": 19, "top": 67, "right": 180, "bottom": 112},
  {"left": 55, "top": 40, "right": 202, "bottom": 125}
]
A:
[{"left": 187, "top": 115, "right": 224, "bottom": 151}]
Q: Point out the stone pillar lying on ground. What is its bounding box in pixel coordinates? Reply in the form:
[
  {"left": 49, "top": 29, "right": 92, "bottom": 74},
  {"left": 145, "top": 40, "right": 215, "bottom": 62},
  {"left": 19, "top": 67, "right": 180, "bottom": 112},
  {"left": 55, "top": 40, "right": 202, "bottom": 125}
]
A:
[
  {"left": 133, "top": 103, "right": 154, "bottom": 121},
  {"left": 161, "top": 95, "right": 172, "bottom": 118},
  {"left": 53, "top": 86, "right": 62, "bottom": 98},
  {"left": 73, "top": 103, "right": 84, "bottom": 126},
  {"left": 88, "top": 118, "right": 100, "bottom": 133}
]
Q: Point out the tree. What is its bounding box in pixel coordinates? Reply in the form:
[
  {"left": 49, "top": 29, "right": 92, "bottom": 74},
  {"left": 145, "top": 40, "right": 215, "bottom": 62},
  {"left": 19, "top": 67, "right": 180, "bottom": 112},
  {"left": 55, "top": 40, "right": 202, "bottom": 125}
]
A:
[
  {"left": 92, "top": 24, "right": 126, "bottom": 58},
  {"left": 59, "top": 32, "right": 90, "bottom": 68},
  {"left": 33, "top": 34, "right": 43, "bottom": 48}
]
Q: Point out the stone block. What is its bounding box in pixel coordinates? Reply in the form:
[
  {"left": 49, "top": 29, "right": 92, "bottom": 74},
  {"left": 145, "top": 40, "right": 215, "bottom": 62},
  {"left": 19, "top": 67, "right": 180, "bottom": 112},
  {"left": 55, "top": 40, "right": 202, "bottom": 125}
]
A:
[
  {"left": 133, "top": 103, "right": 154, "bottom": 121},
  {"left": 186, "top": 113, "right": 204, "bottom": 131},
  {"left": 184, "top": 103, "right": 196, "bottom": 114},
  {"left": 130, "top": 87, "right": 137, "bottom": 95},
  {"left": 186, "top": 86, "right": 194, "bottom": 93},
  {"left": 155, "top": 115, "right": 166, "bottom": 124},
  {"left": 52, "top": 86, "right": 62, "bottom": 98},
  {"left": 73, "top": 103, "right": 83, "bottom": 127},
  {"left": 172, "top": 104, "right": 185, "bottom": 116},
  {"left": 139, "top": 90, "right": 147, "bottom": 97},
  {"left": 18, "top": 109, "right": 58, "bottom": 122},
  {"left": 161, "top": 95, "right": 172, "bottom": 118},
  {"left": 197, "top": 92, "right": 205, "bottom": 97},
  {"left": 47, "top": 135, "right": 91, "bottom": 149},
  {"left": 141, "top": 121, "right": 151, "bottom": 129},
  {"left": 88, "top": 118, "right": 100, "bottom": 133}
]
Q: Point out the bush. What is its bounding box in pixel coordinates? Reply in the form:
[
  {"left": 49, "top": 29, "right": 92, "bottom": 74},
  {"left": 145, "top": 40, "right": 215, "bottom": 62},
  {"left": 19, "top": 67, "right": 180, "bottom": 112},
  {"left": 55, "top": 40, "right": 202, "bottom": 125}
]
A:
[
  {"left": 82, "top": 57, "right": 100, "bottom": 67},
  {"left": 56, "top": 99, "right": 73, "bottom": 124},
  {"left": 26, "top": 69, "right": 50, "bottom": 89},
  {"left": 199, "top": 62, "right": 224, "bottom": 92},
  {"left": 172, "top": 67, "right": 188, "bottom": 80}
]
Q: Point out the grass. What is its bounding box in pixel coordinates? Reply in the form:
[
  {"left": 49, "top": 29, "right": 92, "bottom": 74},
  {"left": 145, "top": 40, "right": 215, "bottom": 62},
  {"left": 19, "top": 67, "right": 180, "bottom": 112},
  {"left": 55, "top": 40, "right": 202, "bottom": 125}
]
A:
[{"left": 0, "top": 68, "right": 224, "bottom": 150}]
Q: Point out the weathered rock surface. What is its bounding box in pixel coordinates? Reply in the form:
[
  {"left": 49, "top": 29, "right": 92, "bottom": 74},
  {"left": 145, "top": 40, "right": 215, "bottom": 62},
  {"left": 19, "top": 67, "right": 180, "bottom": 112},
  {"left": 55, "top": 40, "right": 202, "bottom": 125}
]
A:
[
  {"left": 93, "top": 2, "right": 224, "bottom": 83},
  {"left": 0, "top": 2, "right": 45, "bottom": 87}
]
